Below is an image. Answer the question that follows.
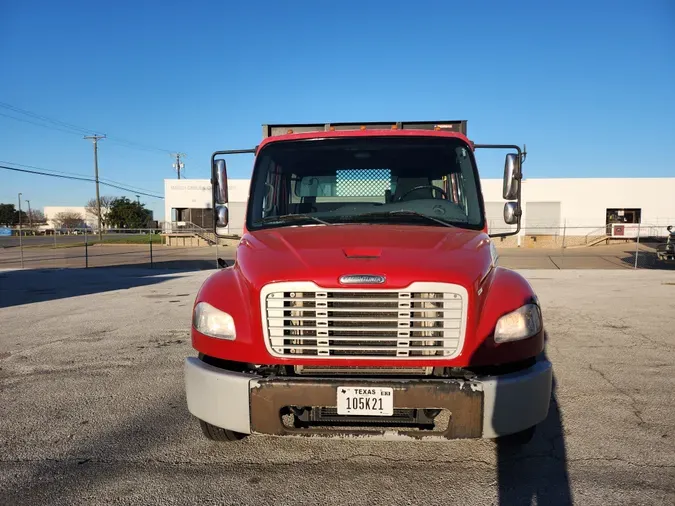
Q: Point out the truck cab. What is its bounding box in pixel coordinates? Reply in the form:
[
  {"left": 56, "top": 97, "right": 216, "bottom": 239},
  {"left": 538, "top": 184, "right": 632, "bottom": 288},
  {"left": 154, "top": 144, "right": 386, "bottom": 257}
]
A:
[{"left": 185, "top": 121, "right": 552, "bottom": 443}]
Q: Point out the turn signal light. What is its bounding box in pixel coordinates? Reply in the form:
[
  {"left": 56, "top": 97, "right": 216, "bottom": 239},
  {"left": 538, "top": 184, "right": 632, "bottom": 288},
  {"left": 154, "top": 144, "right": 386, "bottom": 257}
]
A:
[
  {"left": 287, "top": 129, "right": 293, "bottom": 134},
  {"left": 329, "top": 126, "right": 336, "bottom": 131},
  {"left": 391, "top": 124, "right": 398, "bottom": 130},
  {"left": 360, "top": 125, "right": 366, "bottom": 131}
]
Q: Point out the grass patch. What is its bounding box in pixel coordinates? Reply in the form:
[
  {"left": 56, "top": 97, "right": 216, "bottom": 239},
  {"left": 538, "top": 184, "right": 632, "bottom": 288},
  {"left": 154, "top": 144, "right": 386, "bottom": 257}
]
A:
[
  {"left": 97, "top": 235, "right": 166, "bottom": 245},
  {"left": 23, "top": 234, "right": 166, "bottom": 249}
]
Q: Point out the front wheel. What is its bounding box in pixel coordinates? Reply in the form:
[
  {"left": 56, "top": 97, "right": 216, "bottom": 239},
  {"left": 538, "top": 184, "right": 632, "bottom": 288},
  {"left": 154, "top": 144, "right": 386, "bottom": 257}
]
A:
[{"left": 199, "top": 420, "right": 248, "bottom": 442}]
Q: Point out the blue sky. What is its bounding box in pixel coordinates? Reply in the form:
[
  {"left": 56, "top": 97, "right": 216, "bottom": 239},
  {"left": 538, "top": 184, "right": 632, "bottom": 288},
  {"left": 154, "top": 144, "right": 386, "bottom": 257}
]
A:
[{"left": 1, "top": 0, "right": 673, "bottom": 220}]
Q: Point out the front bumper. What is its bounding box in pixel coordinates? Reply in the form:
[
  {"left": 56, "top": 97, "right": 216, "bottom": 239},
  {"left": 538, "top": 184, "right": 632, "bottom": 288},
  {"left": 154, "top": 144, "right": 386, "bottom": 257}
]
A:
[{"left": 184, "top": 356, "right": 552, "bottom": 439}]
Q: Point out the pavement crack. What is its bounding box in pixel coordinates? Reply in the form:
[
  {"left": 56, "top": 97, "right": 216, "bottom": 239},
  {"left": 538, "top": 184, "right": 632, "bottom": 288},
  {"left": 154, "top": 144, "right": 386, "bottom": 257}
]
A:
[
  {"left": 340, "top": 453, "right": 494, "bottom": 466},
  {"left": 568, "top": 457, "right": 675, "bottom": 468},
  {"left": 588, "top": 363, "right": 647, "bottom": 428}
]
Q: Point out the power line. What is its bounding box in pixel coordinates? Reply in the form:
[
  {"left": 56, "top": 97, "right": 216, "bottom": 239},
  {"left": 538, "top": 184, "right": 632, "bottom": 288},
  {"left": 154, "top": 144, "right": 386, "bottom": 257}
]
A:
[
  {"left": 0, "top": 101, "right": 94, "bottom": 135},
  {"left": 0, "top": 159, "right": 163, "bottom": 195},
  {"left": 0, "top": 159, "right": 94, "bottom": 179},
  {"left": 0, "top": 101, "right": 177, "bottom": 154},
  {"left": 0, "top": 164, "right": 164, "bottom": 199},
  {"left": 0, "top": 112, "right": 90, "bottom": 136}
]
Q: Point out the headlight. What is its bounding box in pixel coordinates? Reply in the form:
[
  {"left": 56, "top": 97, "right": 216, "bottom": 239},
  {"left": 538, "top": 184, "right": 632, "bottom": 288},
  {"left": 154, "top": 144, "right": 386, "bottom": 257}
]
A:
[
  {"left": 192, "top": 302, "right": 236, "bottom": 340},
  {"left": 494, "top": 303, "right": 542, "bottom": 343}
]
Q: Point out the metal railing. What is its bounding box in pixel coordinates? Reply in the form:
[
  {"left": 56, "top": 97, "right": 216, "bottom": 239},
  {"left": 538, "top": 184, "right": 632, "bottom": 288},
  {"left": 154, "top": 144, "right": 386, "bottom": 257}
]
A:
[{"left": 163, "top": 221, "right": 217, "bottom": 245}]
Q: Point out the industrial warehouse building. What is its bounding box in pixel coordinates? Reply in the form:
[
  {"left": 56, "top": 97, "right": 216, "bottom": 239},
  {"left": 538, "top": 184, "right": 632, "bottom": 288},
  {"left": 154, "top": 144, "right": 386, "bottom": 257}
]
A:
[
  {"left": 164, "top": 177, "right": 675, "bottom": 243},
  {"left": 164, "top": 179, "right": 250, "bottom": 235}
]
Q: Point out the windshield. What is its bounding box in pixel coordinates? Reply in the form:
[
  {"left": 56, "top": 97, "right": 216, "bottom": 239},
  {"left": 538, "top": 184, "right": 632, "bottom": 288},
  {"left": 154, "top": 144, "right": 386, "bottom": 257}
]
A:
[{"left": 246, "top": 136, "right": 484, "bottom": 231}]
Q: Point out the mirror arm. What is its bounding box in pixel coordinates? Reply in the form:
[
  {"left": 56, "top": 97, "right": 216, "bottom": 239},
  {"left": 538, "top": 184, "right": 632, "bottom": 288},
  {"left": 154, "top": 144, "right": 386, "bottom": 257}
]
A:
[
  {"left": 475, "top": 144, "right": 525, "bottom": 239},
  {"left": 488, "top": 211, "right": 522, "bottom": 238},
  {"left": 211, "top": 148, "right": 257, "bottom": 237}
]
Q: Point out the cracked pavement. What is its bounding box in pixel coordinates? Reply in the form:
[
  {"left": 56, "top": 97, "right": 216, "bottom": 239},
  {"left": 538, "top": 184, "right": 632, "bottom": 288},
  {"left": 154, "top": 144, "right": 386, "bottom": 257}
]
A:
[{"left": 1, "top": 268, "right": 674, "bottom": 505}]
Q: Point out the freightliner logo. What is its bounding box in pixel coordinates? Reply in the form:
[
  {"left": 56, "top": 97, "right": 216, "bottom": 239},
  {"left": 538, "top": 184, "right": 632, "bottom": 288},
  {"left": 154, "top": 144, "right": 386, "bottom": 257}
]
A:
[{"left": 339, "top": 274, "right": 386, "bottom": 285}]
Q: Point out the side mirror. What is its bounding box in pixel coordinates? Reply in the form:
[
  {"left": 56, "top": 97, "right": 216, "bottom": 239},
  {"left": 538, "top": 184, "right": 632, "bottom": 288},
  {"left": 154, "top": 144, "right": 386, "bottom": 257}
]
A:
[
  {"left": 216, "top": 204, "right": 229, "bottom": 228},
  {"left": 503, "top": 153, "right": 520, "bottom": 200},
  {"left": 504, "top": 202, "right": 519, "bottom": 225},
  {"left": 214, "top": 159, "right": 228, "bottom": 204}
]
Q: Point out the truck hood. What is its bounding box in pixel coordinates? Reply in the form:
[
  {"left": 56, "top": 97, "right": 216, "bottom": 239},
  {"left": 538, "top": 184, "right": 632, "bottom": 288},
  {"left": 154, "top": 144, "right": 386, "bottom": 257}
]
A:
[{"left": 235, "top": 224, "right": 494, "bottom": 292}]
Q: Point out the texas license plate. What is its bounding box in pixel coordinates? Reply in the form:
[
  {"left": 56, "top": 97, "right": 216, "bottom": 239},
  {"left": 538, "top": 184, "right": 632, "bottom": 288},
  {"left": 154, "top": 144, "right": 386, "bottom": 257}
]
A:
[{"left": 336, "top": 386, "right": 394, "bottom": 416}]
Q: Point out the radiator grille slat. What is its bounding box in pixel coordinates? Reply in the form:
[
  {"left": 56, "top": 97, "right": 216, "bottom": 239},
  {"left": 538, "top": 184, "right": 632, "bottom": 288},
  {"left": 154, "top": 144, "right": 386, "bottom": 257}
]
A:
[{"left": 263, "top": 283, "right": 466, "bottom": 359}]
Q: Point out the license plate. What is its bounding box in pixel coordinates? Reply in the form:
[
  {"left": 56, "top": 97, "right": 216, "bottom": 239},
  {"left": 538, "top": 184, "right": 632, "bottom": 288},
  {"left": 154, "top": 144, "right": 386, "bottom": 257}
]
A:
[{"left": 336, "top": 386, "right": 393, "bottom": 416}]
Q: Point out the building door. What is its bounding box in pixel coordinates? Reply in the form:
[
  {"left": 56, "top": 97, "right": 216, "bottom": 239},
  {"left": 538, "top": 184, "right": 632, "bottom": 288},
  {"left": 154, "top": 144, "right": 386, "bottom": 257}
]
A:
[{"left": 525, "top": 202, "right": 562, "bottom": 235}]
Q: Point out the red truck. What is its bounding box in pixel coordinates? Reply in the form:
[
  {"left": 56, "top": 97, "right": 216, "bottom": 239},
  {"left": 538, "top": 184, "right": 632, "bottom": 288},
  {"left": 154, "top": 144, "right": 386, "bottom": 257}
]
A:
[{"left": 185, "top": 121, "right": 552, "bottom": 444}]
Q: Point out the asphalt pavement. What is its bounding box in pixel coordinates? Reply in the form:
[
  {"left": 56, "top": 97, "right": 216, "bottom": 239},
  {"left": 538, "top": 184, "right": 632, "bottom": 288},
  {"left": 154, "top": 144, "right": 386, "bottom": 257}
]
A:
[{"left": 0, "top": 268, "right": 673, "bottom": 505}]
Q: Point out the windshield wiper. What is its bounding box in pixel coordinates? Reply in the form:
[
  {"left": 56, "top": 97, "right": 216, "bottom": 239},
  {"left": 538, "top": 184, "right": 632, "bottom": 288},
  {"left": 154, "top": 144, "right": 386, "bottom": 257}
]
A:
[
  {"left": 346, "top": 210, "right": 457, "bottom": 228},
  {"left": 258, "top": 214, "right": 332, "bottom": 226}
]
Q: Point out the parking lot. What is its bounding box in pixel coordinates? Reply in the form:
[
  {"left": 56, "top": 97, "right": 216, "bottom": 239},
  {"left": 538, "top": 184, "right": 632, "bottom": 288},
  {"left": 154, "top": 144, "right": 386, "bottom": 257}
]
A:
[{"left": 1, "top": 266, "right": 674, "bottom": 505}]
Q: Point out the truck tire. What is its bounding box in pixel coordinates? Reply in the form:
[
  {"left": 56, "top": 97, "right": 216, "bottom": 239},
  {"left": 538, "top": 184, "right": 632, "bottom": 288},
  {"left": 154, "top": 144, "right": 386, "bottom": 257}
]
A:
[
  {"left": 496, "top": 425, "right": 536, "bottom": 446},
  {"left": 199, "top": 420, "right": 247, "bottom": 442}
]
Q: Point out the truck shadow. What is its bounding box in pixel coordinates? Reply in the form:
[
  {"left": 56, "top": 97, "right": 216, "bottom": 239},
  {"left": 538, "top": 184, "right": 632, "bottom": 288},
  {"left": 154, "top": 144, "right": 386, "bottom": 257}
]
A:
[
  {"left": 495, "top": 371, "right": 572, "bottom": 505},
  {"left": 0, "top": 267, "right": 190, "bottom": 308}
]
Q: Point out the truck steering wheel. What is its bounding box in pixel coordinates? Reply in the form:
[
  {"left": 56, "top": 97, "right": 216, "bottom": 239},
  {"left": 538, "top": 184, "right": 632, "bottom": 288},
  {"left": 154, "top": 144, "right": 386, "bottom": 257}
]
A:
[{"left": 398, "top": 185, "right": 449, "bottom": 201}]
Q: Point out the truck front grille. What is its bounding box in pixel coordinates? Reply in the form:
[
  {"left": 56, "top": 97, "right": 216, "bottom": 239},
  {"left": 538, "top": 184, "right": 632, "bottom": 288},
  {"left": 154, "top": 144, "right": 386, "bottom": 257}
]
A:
[{"left": 262, "top": 282, "right": 467, "bottom": 359}]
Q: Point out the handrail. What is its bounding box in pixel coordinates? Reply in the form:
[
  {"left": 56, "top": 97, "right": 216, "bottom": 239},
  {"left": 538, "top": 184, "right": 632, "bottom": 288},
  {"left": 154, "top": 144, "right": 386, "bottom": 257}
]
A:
[
  {"left": 165, "top": 221, "right": 217, "bottom": 245},
  {"left": 584, "top": 226, "right": 609, "bottom": 244}
]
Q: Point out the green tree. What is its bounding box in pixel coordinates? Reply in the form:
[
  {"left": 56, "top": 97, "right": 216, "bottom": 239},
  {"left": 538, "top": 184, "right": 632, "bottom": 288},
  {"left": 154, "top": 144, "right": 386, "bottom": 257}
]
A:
[
  {"left": 14, "top": 209, "right": 28, "bottom": 225},
  {"left": 0, "top": 204, "right": 28, "bottom": 226},
  {"left": 107, "top": 197, "right": 152, "bottom": 229},
  {"left": 0, "top": 204, "right": 16, "bottom": 226}
]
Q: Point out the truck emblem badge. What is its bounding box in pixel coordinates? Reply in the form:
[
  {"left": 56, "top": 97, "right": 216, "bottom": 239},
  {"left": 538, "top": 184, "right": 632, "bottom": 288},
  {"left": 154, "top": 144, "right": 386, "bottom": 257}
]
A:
[{"left": 339, "top": 274, "right": 386, "bottom": 285}]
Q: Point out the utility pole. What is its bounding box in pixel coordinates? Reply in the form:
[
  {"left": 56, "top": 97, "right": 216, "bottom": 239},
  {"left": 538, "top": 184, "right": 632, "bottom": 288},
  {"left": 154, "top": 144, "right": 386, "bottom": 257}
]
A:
[
  {"left": 136, "top": 194, "right": 140, "bottom": 204},
  {"left": 18, "top": 193, "right": 24, "bottom": 268},
  {"left": 26, "top": 199, "right": 33, "bottom": 231},
  {"left": 171, "top": 153, "right": 186, "bottom": 179},
  {"left": 84, "top": 134, "right": 106, "bottom": 240}
]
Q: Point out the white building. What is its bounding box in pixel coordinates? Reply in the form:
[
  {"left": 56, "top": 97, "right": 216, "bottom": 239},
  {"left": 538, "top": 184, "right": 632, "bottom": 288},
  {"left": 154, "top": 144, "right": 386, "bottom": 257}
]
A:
[
  {"left": 164, "top": 177, "right": 675, "bottom": 240},
  {"left": 43, "top": 206, "right": 96, "bottom": 230},
  {"left": 482, "top": 177, "right": 675, "bottom": 240},
  {"left": 164, "top": 178, "right": 250, "bottom": 235}
]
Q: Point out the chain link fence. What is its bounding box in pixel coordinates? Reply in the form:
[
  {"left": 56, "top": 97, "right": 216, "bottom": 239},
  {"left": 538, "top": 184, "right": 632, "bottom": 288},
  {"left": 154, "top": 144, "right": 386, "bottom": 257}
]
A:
[
  {"left": 2, "top": 220, "right": 673, "bottom": 271},
  {"left": 0, "top": 227, "right": 229, "bottom": 271}
]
